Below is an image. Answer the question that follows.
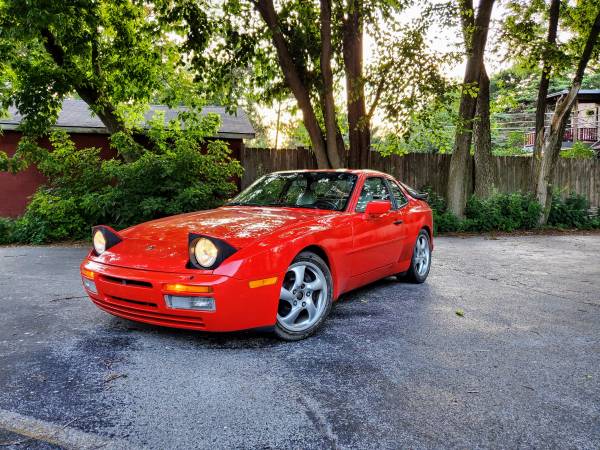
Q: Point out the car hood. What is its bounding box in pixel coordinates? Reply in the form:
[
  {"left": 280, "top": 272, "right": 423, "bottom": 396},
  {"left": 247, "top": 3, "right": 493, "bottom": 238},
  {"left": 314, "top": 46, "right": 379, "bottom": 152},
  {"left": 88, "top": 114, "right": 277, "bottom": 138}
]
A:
[{"left": 90, "top": 206, "right": 327, "bottom": 272}]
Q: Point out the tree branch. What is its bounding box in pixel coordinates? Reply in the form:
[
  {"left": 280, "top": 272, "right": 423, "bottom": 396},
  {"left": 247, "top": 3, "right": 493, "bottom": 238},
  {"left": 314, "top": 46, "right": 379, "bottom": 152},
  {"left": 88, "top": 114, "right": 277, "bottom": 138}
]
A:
[
  {"left": 366, "top": 66, "right": 390, "bottom": 121},
  {"left": 254, "top": 0, "right": 330, "bottom": 168}
]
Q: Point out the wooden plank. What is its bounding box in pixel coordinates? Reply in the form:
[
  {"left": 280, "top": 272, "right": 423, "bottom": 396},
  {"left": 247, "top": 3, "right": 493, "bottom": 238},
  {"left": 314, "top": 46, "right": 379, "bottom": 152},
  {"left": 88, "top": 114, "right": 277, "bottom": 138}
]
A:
[{"left": 240, "top": 148, "right": 600, "bottom": 207}]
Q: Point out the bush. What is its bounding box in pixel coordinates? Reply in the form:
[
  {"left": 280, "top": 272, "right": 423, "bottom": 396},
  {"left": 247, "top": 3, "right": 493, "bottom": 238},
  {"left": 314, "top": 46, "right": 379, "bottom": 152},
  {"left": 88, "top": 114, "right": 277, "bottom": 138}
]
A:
[
  {"left": 421, "top": 188, "right": 542, "bottom": 233},
  {"left": 3, "top": 111, "right": 243, "bottom": 244},
  {"left": 560, "top": 142, "right": 595, "bottom": 159},
  {"left": 463, "top": 192, "right": 542, "bottom": 232},
  {"left": 547, "top": 193, "right": 599, "bottom": 229},
  {"left": 420, "top": 188, "right": 461, "bottom": 233},
  {"left": 0, "top": 217, "right": 16, "bottom": 245}
]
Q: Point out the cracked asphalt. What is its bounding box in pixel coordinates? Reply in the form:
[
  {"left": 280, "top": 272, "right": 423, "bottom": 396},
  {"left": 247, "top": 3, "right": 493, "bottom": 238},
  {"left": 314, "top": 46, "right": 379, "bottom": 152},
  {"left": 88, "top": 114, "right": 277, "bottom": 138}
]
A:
[{"left": 0, "top": 234, "right": 599, "bottom": 449}]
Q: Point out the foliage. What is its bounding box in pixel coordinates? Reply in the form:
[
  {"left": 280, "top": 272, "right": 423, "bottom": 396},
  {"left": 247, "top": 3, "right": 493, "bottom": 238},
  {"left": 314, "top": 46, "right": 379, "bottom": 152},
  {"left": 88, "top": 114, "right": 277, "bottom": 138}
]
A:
[
  {"left": 0, "top": 217, "right": 16, "bottom": 245},
  {"left": 490, "top": 65, "right": 600, "bottom": 113},
  {"left": 0, "top": 0, "right": 199, "bottom": 169},
  {"left": 492, "top": 131, "right": 529, "bottom": 156},
  {"left": 547, "top": 193, "right": 600, "bottom": 229},
  {"left": 498, "top": 0, "right": 600, "bottom": 88},
  {"left": 373, "top": 92, "right": 458, "bottom": 155},
  {"left": 420, "top": 187, "right": 462, "bottom": 234},
  {"left": 560, "top": 142, "right": 596, "bottom": 159},
  {"left": 421, "top": 188, "right": 579, "bottom": 233},
  {"left": 462, "top": 193, "right": 542, "bottom": 232},
  {"left": 4, "top": 115, "right": 243, "bottom": 244},
  {"left": 425, "top": 188, "right": 599, "bottom": 233},
  {"left": 164, "top": 0, "right": 455, "bottom": 152}
]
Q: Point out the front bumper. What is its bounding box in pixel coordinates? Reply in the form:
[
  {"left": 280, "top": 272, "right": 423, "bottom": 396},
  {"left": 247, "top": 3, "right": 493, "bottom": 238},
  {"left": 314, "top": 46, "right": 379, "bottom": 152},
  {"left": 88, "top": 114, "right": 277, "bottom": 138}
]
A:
[{"left": 80, "top": 260, "right": 280, "bottom": 332}]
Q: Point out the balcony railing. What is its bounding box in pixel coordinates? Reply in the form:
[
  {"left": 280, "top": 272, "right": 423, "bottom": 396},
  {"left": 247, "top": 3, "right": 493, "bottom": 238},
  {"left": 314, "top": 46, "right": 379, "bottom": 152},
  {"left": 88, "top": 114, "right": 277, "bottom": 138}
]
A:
[{"left": 525, "top": 126, "right": 598, "bottom": 147}]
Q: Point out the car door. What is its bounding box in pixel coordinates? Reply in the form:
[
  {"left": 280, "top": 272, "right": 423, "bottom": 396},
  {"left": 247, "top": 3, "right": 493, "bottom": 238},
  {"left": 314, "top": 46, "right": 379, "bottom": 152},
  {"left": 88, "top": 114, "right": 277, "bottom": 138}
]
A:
[
  {"left": 386, "top": 178, "right": 410, "bottom": 254},
  {"left": 350, "top": 177, "right": 404, "bottom": 276}
]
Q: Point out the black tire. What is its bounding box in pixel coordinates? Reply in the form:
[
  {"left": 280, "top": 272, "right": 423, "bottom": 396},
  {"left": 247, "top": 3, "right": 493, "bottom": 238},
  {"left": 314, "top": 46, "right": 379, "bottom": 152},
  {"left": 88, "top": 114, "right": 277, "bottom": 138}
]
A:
[
  {"left": 274, "top": 251, "right": 333, "bottom": 341},
  {"left": 403, "top": 229, "right": 432, "bottom": 284}
]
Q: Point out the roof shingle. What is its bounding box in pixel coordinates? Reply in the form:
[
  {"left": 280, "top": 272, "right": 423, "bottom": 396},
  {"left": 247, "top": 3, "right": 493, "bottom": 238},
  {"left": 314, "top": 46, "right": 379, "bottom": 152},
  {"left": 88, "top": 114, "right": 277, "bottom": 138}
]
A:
[{"left": 0, "top": 99, "right": 255, "bottom": 139}]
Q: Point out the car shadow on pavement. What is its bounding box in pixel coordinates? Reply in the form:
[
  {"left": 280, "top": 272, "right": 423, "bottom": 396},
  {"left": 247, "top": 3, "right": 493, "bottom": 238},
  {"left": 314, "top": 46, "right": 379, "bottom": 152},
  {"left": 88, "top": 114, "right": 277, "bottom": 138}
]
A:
[
  {"left": 102, "top": 316, "right": 283, "bottom": 349},
  {"left": 96, "top": 275, "right": 428, "bottom": 349}
]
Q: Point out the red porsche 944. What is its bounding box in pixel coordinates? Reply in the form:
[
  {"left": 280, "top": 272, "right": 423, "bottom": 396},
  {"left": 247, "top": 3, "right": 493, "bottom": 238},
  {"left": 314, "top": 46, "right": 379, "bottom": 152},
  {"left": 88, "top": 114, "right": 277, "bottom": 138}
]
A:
[{"left": 81, "top": 170, "right": 433, "bottom": 340}]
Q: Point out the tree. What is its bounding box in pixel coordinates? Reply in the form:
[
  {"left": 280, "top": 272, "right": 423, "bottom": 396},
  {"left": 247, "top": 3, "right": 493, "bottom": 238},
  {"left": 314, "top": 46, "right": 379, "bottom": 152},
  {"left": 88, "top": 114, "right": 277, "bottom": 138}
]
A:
[
  {"left": 0, "top": 0, "right": 196, "bottom": 167},
  {"left": 473, "top": 65, "right": 498, "bottom": 198},
  {"left": 533, "top": 0, "right": 561, "bottom": 170},
  {"left": 500, "top": 0, "right": 564, "bottom": 191},
  {"left": 447, "top": 0, "right": 495, "bottom": 217},
  {"left": 320, "top": 0, "right": 343, "bottom": 168},
  {"left": 536, "top": 6, "right": 600, "bottom": 222},
  {"left": 341, "top": 0, "right": 369, "bottom": 168},
  {"left": 170, "top": 0, "right": 451, "bottom": 168},
  {"left": 458, "top": 0, "right": 497, "bottom": 198}
]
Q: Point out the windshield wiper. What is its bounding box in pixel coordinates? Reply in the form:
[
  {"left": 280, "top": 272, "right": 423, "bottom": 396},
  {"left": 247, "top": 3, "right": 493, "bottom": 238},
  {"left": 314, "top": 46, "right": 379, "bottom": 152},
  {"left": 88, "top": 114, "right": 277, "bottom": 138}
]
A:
[{"left": 225, "top": 202, "right": 266, "bottom": 207}]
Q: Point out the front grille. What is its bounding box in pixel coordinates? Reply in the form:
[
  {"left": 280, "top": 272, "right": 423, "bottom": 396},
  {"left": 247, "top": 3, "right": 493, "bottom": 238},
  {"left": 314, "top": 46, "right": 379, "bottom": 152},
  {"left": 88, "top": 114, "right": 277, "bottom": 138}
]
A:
[
  {"left": 92, "top": 297, "right": 206, "bottom": 330},
  {"left": 107, "top": 295, "right": 157, "bottom": 308},
  {"left": 100, "top": 275, "right": 153, "bottom": 288}
]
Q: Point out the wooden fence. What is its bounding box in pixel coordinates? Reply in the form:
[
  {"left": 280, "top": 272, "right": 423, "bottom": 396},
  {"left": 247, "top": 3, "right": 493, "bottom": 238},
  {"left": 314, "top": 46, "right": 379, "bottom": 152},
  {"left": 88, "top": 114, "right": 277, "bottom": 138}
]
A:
[{"left": 240, "top": 147, "right": 600, "bottom": 208}]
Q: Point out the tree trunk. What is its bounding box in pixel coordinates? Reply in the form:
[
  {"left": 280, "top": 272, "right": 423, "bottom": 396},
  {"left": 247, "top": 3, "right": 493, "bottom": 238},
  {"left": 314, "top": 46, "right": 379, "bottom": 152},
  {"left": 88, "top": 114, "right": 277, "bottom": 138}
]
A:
[
  {"left": 536, "top": 9, "right": 600, "bottom": 223},
  {"left": 343, "top": 0, "right": 370, "bottom": 169},
  {"left": 531, "top": 0, "right": 560, "bottom": 191},
  {"left": 255, "top": 0, "right": 331, "bottom": 168},
  {"left": 473, "top": 65, "right": 497, "bottom": 198},
  {"left": 536, "top": 88, "right": 576, "bottom": 221},
  {"left": 320, "top": 0, "right": 343, "bottom": 168},
  {"left": 447, "top": 0, "right": 495, "bottom": 217}
]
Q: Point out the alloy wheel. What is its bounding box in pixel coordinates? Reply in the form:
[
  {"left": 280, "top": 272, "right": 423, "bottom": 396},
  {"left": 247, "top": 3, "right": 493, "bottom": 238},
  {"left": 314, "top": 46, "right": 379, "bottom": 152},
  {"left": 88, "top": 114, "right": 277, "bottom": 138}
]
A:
[
  {"left": 414, "top": 234, "right": 430, "bottom": 276},
  {"left": 277, "top": 261, "right": 328, "bottom": 332}
]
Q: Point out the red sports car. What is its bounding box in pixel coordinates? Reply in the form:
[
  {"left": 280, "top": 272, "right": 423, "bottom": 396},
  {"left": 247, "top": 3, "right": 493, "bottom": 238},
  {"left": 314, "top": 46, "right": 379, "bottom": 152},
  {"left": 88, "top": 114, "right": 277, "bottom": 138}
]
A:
[{"left": 81, "top": 170, "right": 433, "bottom": 340}]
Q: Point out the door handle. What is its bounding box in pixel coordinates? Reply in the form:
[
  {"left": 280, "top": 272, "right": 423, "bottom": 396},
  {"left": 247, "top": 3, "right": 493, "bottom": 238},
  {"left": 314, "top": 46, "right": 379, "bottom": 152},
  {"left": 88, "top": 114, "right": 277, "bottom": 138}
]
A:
[{"left": 393, "top": 220, "right": 403, "bottom": 225}]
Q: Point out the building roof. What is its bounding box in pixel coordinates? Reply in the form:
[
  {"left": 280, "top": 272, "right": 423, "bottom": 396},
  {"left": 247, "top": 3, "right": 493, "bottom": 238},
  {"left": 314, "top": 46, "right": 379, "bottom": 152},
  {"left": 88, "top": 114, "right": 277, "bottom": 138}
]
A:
[
  {"left": 0, "top": 99, "right": 255, "bottom": 139},
  {"left": 547, "top": 89, "right": 600, "bottom": 103}
]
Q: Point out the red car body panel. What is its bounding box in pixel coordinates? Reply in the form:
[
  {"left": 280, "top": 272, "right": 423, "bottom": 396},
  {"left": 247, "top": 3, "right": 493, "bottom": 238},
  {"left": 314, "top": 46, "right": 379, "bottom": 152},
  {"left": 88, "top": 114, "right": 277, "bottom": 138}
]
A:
[{"left": 81, "top": 170, "right": 433, "bottom": 332}]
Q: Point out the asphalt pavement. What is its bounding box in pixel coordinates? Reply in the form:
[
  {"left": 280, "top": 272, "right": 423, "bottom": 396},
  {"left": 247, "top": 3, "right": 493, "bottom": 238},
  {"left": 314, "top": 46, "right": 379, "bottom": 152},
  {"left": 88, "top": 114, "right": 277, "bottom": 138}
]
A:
[{"left": 0, "top": 234, "right": 599, "bottom": 449}]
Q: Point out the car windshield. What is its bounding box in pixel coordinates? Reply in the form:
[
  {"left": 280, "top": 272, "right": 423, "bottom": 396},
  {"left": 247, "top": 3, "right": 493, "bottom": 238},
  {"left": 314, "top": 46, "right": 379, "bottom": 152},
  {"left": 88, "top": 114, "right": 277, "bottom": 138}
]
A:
[{"left": 228, "top": 172, "right": 358, "bottom": 211}]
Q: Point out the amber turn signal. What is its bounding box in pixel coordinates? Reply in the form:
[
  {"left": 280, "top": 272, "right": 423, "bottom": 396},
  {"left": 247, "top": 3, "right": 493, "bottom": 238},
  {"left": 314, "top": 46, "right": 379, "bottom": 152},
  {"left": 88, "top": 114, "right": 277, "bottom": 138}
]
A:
[
  {"left": 163, "top": 283, "right": 212, "bottom": 294},
  {"left": 81, "top": 268, "right": 95, "bottom": 279},
  {"left": 248, "top": 277, "right": 278, "bottom": 289}
]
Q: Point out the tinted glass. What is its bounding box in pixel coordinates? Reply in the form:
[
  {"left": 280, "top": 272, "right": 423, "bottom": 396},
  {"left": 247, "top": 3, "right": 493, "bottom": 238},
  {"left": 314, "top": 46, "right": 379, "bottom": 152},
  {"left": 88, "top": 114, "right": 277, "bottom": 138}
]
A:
[
  {"left": 389, "top": 181, "right": 408, "bottom": 208},
  {"left": 228, "top": 172, "right": 357, "bottom": 211},
  {"left": 355, "top": 178, "right": 391, "bottom": 212}
]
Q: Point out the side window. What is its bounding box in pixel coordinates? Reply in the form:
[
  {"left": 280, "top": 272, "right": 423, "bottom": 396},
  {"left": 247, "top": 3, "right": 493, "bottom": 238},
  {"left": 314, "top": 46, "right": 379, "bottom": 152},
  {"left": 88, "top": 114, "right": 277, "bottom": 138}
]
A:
[
  {"left": 355, "top": 178, "right": 390, "bottom": 212},
  {"left": 389, "top": 181, "right": 408, "bottom": 209}
]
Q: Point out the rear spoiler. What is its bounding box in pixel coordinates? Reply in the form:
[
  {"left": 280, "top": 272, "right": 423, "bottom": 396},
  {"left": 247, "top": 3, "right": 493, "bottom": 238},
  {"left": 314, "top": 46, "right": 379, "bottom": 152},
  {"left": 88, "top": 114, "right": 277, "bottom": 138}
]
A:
[{"left": 400, "top": 182, "right": 429, "bottom": 201}]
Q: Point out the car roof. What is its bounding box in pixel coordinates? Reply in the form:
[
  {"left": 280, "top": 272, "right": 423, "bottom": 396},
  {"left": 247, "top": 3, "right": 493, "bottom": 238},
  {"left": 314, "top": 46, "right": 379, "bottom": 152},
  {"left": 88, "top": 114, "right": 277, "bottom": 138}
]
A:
[{"left": 272, "top": 169, "right": 392, "bottom": 177}]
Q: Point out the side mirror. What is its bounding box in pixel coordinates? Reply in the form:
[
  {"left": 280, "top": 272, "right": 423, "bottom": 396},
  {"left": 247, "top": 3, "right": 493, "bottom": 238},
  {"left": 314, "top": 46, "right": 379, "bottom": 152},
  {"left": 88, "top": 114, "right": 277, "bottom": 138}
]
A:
[{"left": 364, "top": 200, "right": 391, "bottom": 216}]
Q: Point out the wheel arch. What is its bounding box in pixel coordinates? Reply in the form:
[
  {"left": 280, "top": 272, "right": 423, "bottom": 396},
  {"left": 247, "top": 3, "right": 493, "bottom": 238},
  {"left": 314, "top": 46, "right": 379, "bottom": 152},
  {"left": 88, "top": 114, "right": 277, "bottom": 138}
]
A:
[
  {"left": 421, "top": 224, "right": 433, "bottom": 249},
  {"left": 295, "top": 244, "right": 340, "bottom": 300}
]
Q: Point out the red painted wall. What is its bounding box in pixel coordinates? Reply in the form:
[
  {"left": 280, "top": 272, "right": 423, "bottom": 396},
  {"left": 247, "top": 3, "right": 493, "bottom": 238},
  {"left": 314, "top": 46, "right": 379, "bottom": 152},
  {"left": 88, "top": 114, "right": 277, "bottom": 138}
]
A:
[{"left": 0, "top": 131, "right": 243, "bottom": 217}]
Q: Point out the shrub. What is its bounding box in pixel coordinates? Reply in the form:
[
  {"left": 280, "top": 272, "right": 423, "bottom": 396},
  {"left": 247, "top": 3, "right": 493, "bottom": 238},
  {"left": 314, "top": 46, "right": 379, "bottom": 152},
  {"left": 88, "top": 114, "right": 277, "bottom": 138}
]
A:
[
  {"left": 420, "top": 188, "right": 562, "bottom": 233},
  {"left": 420, "top": 188, "right": 542, "bottom": 233},
  {"left": 4, "top": 111, "right": 243, "bottom": 243},
  {"left": 463, "top": 192, "right": 542, "bottom": 232},
  {"left": 560, "top": 142, "right": 595, "bottom": 159},
  {"left": 13, "top": 192, "right": 88, "bottom": 243},
  {"left": 0, "top": 217, "right": 16, "bottom": 245},
  {"left": 547, "top": 193, "right": 599, "bottom": 229},
  {"left": 420, "top": 187, "right": 461, "bottom": 233}
]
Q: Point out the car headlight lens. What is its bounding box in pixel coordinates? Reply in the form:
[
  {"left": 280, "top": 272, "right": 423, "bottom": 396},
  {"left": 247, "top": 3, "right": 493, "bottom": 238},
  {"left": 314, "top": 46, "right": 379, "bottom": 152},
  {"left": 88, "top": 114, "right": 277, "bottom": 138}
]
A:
[
  {"left": 194, "top": 238, "right": 218, "bottom": 268},
  {"left": 93, "top": 230, "right": 106, "bottom": 254}
]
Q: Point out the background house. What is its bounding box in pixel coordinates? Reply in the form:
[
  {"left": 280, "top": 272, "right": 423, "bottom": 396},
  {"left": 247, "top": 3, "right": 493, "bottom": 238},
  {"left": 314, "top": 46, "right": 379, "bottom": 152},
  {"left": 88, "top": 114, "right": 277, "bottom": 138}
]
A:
[
  {"left": 525, "top": 89, "right": 600, "bottom": 150},
  {"left": 0, "top": 99, "right": 255, "bottom": 217}
]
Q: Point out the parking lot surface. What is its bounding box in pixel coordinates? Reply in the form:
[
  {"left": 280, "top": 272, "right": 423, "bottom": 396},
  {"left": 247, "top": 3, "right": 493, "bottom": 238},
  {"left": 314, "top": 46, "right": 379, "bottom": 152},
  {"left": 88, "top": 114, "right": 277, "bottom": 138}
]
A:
[{"left": 0, "top": 234, "right": 599, "bottom": 449}]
